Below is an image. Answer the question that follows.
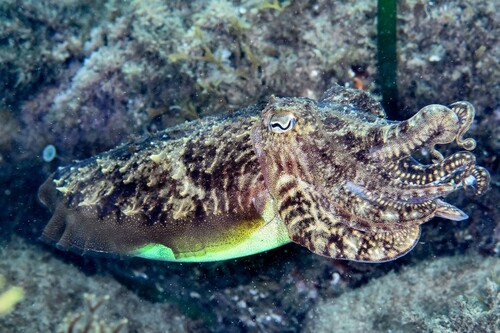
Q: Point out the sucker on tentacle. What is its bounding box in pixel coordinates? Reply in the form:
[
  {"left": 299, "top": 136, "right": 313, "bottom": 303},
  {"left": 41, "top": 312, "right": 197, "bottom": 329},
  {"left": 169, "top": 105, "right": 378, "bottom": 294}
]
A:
[{"left": 39, "top": 84, "right": 490, "bottom": 263}]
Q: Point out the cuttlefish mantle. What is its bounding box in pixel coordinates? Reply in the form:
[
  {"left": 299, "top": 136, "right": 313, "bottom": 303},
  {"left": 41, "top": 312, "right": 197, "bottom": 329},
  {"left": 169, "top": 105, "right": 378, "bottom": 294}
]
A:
[{"left": 39, "top": 85, "right": 490, "bottom": 263}]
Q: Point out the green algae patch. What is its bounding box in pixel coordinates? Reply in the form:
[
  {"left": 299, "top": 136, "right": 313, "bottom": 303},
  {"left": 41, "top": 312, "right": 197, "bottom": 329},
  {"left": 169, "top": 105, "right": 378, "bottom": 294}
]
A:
[{"left": 0, "top": 275, "right": 24, "bottom": 316}]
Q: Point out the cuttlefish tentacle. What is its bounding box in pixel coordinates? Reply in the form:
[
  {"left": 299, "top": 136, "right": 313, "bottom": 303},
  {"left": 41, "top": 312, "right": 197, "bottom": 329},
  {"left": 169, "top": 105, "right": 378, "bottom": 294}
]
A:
[
  {"left": 370, "top": 103, "right": 476, "bottom": 162},
  {"left": 467, "top": 166, "right": 490, "bottom": 196},
  {"left": 339, "top": 181, "right": 468, "bottom": 228},
  {"left": 334, "top": 185, "right": 438, "bottom": 229},
  {"left": 434, "top": 199, "right": 470, "bottom": 221},
  {"left": 385, "top": 152, "right": 474, "bottom": 194},
  {"left": 387, "top": 152, "right": 474, "bottom": 186},
  {"left": 450, "top": 101, "right": 476, "bottom": 150},
  {"left": 384, "top": 152, "right": 489, "bottom": 196},
  {"left": 334, "top": 151, "right": 481, "bottom": 228}
]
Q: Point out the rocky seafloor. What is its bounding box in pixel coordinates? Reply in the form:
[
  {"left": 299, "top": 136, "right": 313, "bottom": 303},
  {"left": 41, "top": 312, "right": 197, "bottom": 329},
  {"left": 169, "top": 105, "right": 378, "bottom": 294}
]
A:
[{"left": 0, "top": 0, "right": 498, "bottom": 332}]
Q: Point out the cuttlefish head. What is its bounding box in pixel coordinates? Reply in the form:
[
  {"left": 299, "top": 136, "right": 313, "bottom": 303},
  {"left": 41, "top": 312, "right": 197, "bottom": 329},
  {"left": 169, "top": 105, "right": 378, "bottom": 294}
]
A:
[{"left": 251, "top": 90, "right": 490, "bottom": 262}]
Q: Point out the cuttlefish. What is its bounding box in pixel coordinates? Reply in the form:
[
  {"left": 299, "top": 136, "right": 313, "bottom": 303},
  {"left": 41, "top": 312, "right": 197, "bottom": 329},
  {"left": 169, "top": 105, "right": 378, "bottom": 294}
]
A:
[{"left": 39, "top": 85, "right": 490, "bottom": 262}]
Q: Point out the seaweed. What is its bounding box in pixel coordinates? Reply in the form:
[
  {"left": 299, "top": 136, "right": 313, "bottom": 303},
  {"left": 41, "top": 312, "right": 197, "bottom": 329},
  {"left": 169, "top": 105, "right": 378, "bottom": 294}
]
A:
[
  {"left": 377, "top": 0, "right": 399, "bottom": 119},
  {"left": 57, "top": 293, "right": 128, "bottom": 333}
]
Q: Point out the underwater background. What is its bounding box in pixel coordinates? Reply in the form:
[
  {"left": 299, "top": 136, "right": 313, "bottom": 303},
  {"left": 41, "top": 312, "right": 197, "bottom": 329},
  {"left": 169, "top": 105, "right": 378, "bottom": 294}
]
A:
[{"left": 0, "top": 0, "right": 498, "bottom": 332}]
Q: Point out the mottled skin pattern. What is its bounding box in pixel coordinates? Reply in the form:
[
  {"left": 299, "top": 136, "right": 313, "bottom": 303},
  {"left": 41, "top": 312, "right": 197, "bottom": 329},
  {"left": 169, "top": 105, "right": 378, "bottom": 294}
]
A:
[{"left": 39, "top": 85, "right": 490, "bottom": 262}]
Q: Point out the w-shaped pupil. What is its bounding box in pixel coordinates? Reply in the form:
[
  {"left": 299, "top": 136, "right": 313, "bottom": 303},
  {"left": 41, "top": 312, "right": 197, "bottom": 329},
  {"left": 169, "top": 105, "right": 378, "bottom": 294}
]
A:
[{"left": 270, "top": 115, "right": 296, "bottom": 133}]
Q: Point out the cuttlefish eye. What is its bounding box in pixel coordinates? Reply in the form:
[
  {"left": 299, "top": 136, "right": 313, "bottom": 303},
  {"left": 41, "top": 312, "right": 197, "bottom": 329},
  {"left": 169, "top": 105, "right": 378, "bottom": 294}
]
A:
[{"left": 268, "top": 113, "right": 297, "bottom": 133}]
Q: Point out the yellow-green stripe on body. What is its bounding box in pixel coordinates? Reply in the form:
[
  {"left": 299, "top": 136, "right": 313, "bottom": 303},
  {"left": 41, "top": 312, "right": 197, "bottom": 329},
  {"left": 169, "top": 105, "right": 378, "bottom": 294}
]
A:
[{"left": 133, "top": 197, "right": 290, "bottom": 262}]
